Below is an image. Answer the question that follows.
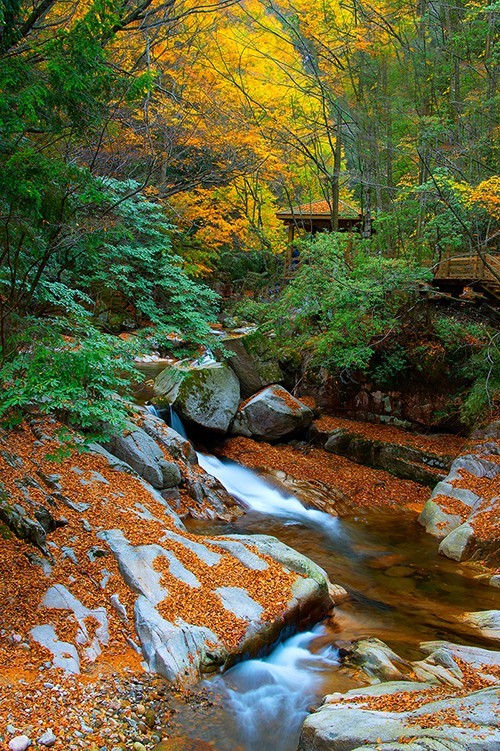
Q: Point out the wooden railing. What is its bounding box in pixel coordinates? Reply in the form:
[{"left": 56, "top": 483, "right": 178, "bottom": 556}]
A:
[{"left": 435, "top": 253, "right": 500, "bottom": 286}]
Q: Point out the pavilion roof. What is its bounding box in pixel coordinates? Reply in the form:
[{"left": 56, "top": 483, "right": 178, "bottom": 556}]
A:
[{"left": 276, "top": 199, "right": 361, "bottom": 220}]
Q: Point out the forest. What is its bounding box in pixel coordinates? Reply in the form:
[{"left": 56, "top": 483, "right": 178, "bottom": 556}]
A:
[
  {"left": 1, "top": 0, "right": 499, "bottom": 431},
  {"left": 0, "top": 1, "right": 499, "bottom": 751}
]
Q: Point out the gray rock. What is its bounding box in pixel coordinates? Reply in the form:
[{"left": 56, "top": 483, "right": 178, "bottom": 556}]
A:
[
  {"left": 460, "top": 610, "right": 500, "bottom": 642},
  {"left": 140, "top": 414, "right": 197, "bottom": 464},
  {"left": 490, "top": 575, "right": 500, "bottom": 588},
  {"left": 299, "top": 684, "right": 500, "bottom": 750},
  {"left": 418, "top": 498, "right": 462, "bottom": 539},
  {"left": 104, "top": 428, "right": 181, "bottom": 490},
  {"left": 323, "top": 429, "right": 448, "bottom": 486},
  {"left": 345, "top": 638, "right": 410, "bottom": 682},
  {"left": 231, "top": 385, "right": 313, "bottom": 440},
  {"left": 438, "top": 522, "right": 474, "bottom": 561},
  {"left": 222, "top": 330, "right": 283, "bottom": 397},
  {"left": 451, "top": 454, "right": 500, "bottom": 480},
  {"left": 8, "top": 737, "right": 31, "bottom": 751},
  {"left": 154, "top": 362, "right": 240, "bottom": 433},
  {"left": 38, "top": 730, "right": 56, "bottom": 747}
]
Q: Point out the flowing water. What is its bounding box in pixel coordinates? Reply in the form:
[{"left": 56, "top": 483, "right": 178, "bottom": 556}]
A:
[{"left": 166, "top": 450, "right": 500, "bottom": 751}]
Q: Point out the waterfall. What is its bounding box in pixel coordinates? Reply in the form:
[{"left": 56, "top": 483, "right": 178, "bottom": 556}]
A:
[
  {"left": 208, "top": 626, "right": 339, "bottom": 751},
  {"left": 169, "top": 406, "right": 187, "bottom": 438},
  {"left": 197, "top": 452, "right": 340, "bottom": 535},
  {"left": 146, "top": 402, "right": 187, "bottom": 439}
]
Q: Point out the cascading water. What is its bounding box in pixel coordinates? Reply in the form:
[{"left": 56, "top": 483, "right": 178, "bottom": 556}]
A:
[
  {"left": 198, "top": 452, "right": 340, "bottom": 536},
  {"left": 169, "top": 406, "right": 187, "bottom": 438},
  {"left": 146, "top": 402, "right": 188, "bottom": 439},
  {"left": 204, "top": 626, "right": 339, "bottom": 751}
]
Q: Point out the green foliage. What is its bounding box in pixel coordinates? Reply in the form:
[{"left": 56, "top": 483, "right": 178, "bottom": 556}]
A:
[
  {"left": 0, "top": 317, "right": 141, "bottom": 436},
  {"left": 371, "top": 345, "right": 409, "bottom": 388},
  {"left": 461, "top": 337, "right": 500, "bottom": 425},
  {"left": 433, "top": 314, "right": 500, "bottom": 424},
  {"left": 0, "top": 0, "right": 220, "bottom": 434},
  {"left": 269, "top": 233, "right": 431, "bottom": 373}
]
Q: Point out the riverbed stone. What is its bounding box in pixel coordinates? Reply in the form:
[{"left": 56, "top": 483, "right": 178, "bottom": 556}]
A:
[
  {"left": 154, "top": 362, "right": 240, "bottom": 433},
  {"left": 344, "top": 638, "right": 411, "bottom": 682},
  {"left": 37, "top": 730, "right": 57, "bottom": 747},
  {"left": 322, "top": 428, "right": 449, "bottom": 486},
  {"left": 438, "top": 522, "right": 474, "bottom": 561},
  {"left": 299, "top": 684, "right": 500, "bottom": 751},
  {"left": 100, "top": 525, "right": 332, "bottom": 684},
  {"left": 418, "top": 498, "right": 462, "bottom": 539},
  {"left": 460, "top": 610, "right": 500, "bottom": 642},
  {"left": 231, "top": 385, "right": 314, "bottom": 440},
  {"left": 8, "top": 737, "right": 32, "bottom": 751},
  {"left": 140, "top": 413, "right": 198, "bottom": 465}
]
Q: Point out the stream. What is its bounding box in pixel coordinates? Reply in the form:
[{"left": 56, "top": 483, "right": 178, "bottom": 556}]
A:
[{"left": 163, "top": 449, "right": 500, "bottom": 751}]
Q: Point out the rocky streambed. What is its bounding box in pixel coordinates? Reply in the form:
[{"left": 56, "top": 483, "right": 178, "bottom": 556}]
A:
[{"left": 1, "top": 350, "right": 500, "bottom": 751}]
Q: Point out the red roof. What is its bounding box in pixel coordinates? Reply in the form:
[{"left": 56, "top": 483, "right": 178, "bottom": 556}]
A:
[{"left": 276, "top": 199, "right": 361, "bottom": 219}]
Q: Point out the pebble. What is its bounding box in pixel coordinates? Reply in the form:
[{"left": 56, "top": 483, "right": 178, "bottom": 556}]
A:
[
  {"left": 7, "top": 725, "right": 16, "bottom": 734},
  {"left": 136, "top": 704, "right": 146, "bottom": 715},
  {"left": 38, "top": 730, "right": 57, "bottom": 747},
  {"left": 8, "top": 736, "right": 31, "bottom": 751},
  {"left": 145, "top": 709, "right": 156, "bottom": 728},
  {"left": 133, "top": 743, "right": 147, "bottom": 751}
]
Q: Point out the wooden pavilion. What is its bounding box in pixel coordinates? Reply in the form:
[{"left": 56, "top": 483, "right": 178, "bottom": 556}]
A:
[{"left": 276, "top": 199, "right": 363, "bottom": 275}]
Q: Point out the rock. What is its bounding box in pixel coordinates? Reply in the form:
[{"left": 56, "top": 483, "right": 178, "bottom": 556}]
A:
[
  {"left": 221, "top": 330, "right": 283, "bottom": 397},
  {"left": 345, "top": 638, "right": 411, "bottom": 682},
  {"left": 140, "top": 413, "right": 197, "bottom": 465},
  {"left": 144, "top": 709, "right": 156, "bottom": 728},
  {"left": 322, "top": 428, "right": 448, "bottom": 486},
  {"left": 154, "top": 362, "right": 240, "bottom": 433},
  {"left": 438, "top": 522, "right": 474, "bottom": 561},
  {"left": 418, "top": 423, "right": 500, "bottom": 566},
  {"left": 231, "top": 385, "right": 314, "bottom": 440},
  {"left": 133, "top": 744, "right": 147, "bottom": 751},
  {"left": 8, "top": 737, "right": 31, "bottom": 751},
  {"left": 327, "top": 583, "right": 350, "bottom": 604},
  {"left": 101, "top": 527, "right": 332, "bottom": 684},
  {"left": 38, "top": 730, "right": 57, "bottom": 747},
  {"left": 418, "top": 498, "right": 462, "bottom": 539},
  {"left": 105, "top": 428, "right": 181, "bottom": 490},
  {"left": 384, "top": 565, "right": 414, "bottom": 577},
  {"left": 460, "top": 610, "right": 500, "bottom": 642},
  {"left": 299, "top": 684, "right": 500, "bottom": 750},
  {"left": 490, "top": 575, "right": 500, "bottom": 588}
]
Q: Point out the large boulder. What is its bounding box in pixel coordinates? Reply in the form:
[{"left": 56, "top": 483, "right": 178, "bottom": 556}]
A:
[
  {"left": 300, "top": 639, "right": 500, "bottom": 751},
  {"left": 100, "top": 528, "right": 332, "bottom": 683},
  {"left": 231, "top": 385, "right": 314, "bottom": 440},
  {"left": 222, "top": 330, "right": 283, "bottom": 397},
  {"left": 154, "top": 362, "right": 240, "bottom": 433},
  {"left": 459, "top": 610, "right": 500, "bottom": 642},
  {"left": 299, "top": 684, "right": 500, "bottom": 750},
  {"left": 1, "top": 418, "right": 333, "bottom": 690}
]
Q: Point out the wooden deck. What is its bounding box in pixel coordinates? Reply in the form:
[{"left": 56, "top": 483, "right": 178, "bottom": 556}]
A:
[{"left": 434, "top": 253, "right": 500, "bottom": 298}]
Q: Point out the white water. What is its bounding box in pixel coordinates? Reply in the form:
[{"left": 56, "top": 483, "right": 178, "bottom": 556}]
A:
[
  {"left": 198, "top": 452, "right": 340, "bottom": 535},
  {"left": 209, "top": 626, "right": 339, "bottom": 751}
]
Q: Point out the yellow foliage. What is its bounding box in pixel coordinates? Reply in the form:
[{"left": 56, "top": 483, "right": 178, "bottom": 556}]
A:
[{"left": 469, "top": 177, "right": 500, "bottom": 221}]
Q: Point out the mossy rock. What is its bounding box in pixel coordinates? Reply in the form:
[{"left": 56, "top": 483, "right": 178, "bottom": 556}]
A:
[
  {"left": 154, "top": 362, "right": 240, "bottom": 433},
  {"left": 222, "top": 329, "right": 283, "bottom": 397}
]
